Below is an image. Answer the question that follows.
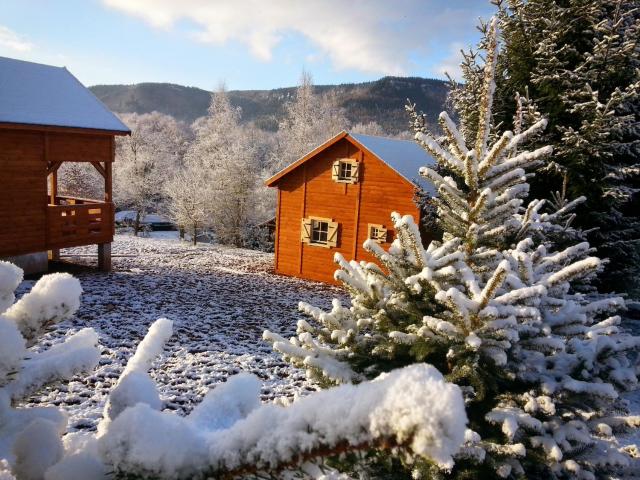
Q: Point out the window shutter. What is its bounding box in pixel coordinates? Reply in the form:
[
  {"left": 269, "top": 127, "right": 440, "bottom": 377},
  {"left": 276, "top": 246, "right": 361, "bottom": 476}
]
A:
[
  {"left": 368, "top": 224, "right": 387, "bottom": 243},
  {"left": 331, "top": 160, "right": 340, "bottom": 181},
  {"left": 376, "top": 226, "right": 387, "bottom": 243},
  {"left": 350, "top": 161, "right": 360, "bottom": 183},
  {"left": 327, "top": 221, "right": 339, "bottom": 248},
  {"left": 301, "top": 218, "right": 312, "bottom": 244}
]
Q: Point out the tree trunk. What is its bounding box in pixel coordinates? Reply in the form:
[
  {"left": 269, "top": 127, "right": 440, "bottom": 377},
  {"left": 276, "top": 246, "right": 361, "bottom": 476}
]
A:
[
  {"left": 134, "top": 210, "right": 141, "bottom": 236},
  {"left": 179, "top": 226, "right": 185, "bottom": 240},
  {"left": 192, "top": 223, "right": 197, "bottom": 246}
]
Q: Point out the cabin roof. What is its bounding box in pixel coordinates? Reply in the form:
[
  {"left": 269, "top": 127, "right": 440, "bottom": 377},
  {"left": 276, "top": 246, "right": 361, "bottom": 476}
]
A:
[
  {"left": 265, "top": 131, "right": 436, "bottom": 195},
  {"left": 0, "top": 56, "right": 130, "bottom": 134}
]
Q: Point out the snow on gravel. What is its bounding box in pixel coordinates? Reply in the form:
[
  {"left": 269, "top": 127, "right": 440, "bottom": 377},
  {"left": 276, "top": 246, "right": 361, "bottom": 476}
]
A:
[{"left": 17, "top": 232, "right": 342, "bottom": 433}]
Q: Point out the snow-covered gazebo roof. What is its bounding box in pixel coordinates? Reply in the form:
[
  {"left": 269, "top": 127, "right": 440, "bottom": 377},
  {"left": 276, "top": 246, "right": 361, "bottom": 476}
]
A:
[{"left": 0, "top": 56, "right": 130, "bottom": 134}]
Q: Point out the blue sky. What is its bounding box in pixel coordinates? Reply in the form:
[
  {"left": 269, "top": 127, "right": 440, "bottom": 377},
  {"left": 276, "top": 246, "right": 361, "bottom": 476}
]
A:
[{"left": 0, "top": 1, "right": 496, "bottom": 91}]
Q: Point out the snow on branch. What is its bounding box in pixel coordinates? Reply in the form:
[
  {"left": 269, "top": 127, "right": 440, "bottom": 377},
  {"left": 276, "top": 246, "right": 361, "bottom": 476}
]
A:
[
  {"left": 2, "top": 273, "right": 82, "bottom": 342},
  {"left": 98, "top": 364, "right": 467, "bottom": 479},
  {"left": 101, "top": 318, "right": 173, "bottom": 428}
]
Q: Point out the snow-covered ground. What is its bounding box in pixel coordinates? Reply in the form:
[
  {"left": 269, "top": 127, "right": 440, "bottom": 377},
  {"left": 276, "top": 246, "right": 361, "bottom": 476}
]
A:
[{"left": 18, "top": 232, "right": 340, "bottom": 433}]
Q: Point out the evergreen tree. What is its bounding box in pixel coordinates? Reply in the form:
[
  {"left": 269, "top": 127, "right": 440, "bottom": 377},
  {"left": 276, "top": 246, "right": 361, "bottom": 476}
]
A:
[
  {"left": 266, "top": 20, "right": 640, "bottom": 479},
  {"left": 449, "top": 0, "right": 640, "bottom": 296}
]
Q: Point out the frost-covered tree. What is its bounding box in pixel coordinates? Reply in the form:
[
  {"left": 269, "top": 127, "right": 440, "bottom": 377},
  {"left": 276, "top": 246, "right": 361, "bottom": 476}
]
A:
[
  {"left": 57, "top": 162, "right": 102, "bottom": 200},
  {"left": 270, "top": 71, "right": 349, "bottom": 172},
  {"left": 0, "top": 261, "right": 100, "bottom": 480},
  {"left": 115, "top": 112, "right": 188, "bottom": 235},
  {"left": 450, "top": 0, "right": 640, "bottom": 296},
  {"left": 183, "top": 87, "right": 271, "bottom": 247},
  {"left": 164, "top": 164, "right": 209, "bottom": 245},
  {"left": 350, "top": 121, "right": 386, "bottom": 137},
  {"left": 266, "top": 20, "right": 640, "bottom": 479}
]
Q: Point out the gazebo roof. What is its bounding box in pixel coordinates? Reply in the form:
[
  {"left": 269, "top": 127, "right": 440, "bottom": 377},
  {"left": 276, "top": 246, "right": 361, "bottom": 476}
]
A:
[{"left": 0, "top": 56, "right": 130, "bottom": 134}]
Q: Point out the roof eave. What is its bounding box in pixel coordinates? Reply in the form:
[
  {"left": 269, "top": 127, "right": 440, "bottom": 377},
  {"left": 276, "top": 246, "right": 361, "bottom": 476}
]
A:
[{"left": 0, "top": 121, "right": 131, "bottom": 136}]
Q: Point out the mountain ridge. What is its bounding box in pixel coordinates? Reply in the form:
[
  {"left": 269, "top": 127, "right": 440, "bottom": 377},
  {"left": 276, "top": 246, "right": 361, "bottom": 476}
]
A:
[{"left": 89, "top": 76, "right": 450, "bottom": 134}]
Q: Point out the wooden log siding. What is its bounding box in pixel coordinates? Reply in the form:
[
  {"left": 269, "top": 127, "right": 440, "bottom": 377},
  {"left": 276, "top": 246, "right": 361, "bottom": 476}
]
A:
[
  {"left": 273, "top": 137, "right": 421, "bottom": 284},
  {"left": 0, "top": 127, "right": 117, "bottom": 258}
]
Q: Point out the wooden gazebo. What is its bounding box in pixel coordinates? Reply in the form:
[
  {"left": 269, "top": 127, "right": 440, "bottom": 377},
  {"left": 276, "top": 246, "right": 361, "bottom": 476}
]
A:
[{"left": 0, "top": 56, "right": 130, "bottom": 272}]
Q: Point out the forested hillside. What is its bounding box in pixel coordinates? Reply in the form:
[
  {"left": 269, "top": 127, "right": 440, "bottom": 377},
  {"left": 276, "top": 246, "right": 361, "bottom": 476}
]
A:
[{"left": 90, "top": 76, "right": 449, "bottom": 133}]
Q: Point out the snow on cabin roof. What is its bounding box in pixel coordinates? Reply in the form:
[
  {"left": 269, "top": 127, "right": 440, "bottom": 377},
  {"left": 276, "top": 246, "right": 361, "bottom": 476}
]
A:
[
  {"left": 265, "top": 131, "right": 437, "bottom": 196},
  {"left": 0, "top": 56, "right": 130, "bottom": 133},
  {"left": 349, "top": 132, "right": 437, "bottom": 195}
]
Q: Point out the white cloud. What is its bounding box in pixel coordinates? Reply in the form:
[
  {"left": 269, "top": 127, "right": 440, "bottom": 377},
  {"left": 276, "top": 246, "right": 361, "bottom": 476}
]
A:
[
  {"left": 431, "top": 42, "right": 465, "bottom": 81},
  {"left": 0, "top": 25, "right": 33, "bottom": 53},
  {"left": 102, "top": 0, "right": 487, "bottom": 76}
]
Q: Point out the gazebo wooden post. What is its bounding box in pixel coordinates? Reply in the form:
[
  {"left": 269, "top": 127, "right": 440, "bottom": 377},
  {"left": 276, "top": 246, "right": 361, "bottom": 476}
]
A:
[
  {"left": 98, "top": 147, "right": 113, "bottom": 272},
  {"left": 48, "top": 161, "right": 60, "bottom": 261}
]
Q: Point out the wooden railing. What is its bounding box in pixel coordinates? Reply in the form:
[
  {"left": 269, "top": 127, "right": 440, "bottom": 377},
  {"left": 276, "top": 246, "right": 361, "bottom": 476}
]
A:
[{"left": 46, "top": 198, "right": 114, "bottom": 249}]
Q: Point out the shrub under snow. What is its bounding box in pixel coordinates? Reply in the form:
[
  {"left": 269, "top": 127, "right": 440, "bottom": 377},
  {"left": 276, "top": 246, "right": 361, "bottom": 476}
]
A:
[{"left": 0, "top": 261, "right": 98, "bottom": 479}]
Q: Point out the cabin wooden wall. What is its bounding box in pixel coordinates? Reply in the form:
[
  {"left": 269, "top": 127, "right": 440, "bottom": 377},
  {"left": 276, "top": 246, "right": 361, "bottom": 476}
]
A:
[
  {"left": 0, "top": 127, "right": 115, "bottom": 257},
  {"left": 0, "top": 129, "right": 48, "bottom": 256},
  {"left": 275, "top": 138, "right": 420, "bottom": 284},
  {"left": 48, "top": 132, "right": 112, "bottom": 163}
]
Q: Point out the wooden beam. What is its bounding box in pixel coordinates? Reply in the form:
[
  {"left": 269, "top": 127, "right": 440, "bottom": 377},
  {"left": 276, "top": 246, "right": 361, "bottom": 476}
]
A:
[
  {"left": 91, "top": 161, "right": 106, "bottom": 178},
  {"left": 274, "top": 188, "right": 282, "bottom": 273},
  {"left": 105, "top": 153, "right": 113, "bottom": 203},
  {"left": 0, "top": 122, "right": 130, "bottom": 136},
  {"left": 49, "top": 169, "right": 58, "bottom": 205},
  {"left": 98, "top": 243, "right": 112, "bottom": 272},
  {"left": 47, "top": 161, "right": 62, "bottom": 175}
]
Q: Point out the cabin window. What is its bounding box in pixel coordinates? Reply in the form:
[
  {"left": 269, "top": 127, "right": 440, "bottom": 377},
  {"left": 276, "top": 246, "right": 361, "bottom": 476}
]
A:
[
  {"left": 301, "top": 217, "right": 338, "bottom": 248},
  {"left": 368, "top": 223, "right": 387, "bottom": 243},
  {"left": 331, "top": 159, "right": 359, "bottom": 184},
  {"left": 312, "top": 219, "right": 328, "bottom": 244}
]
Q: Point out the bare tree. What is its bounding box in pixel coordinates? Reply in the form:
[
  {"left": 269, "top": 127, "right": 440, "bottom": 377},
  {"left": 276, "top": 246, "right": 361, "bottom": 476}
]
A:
[
  {"left": 114, "top": 112, "right": 188, "bottom": 235},
  {"left": 271, "top": 71, "right": 348, "bottom": 172},
  {"left": 180, "top": 87, "right": 268, "bottom": 247},
  {"left": 165, "top": 165, "right": 208, "bottom": 245}
]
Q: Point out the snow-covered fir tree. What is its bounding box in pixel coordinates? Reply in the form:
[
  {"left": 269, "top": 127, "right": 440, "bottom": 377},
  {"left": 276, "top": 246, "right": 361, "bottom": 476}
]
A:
[
  {"left": 266, "top": 19, "right": 640, "bottom": 479},
  {"left": 449, "top": 0, "right": 640, "bottom": 297}
]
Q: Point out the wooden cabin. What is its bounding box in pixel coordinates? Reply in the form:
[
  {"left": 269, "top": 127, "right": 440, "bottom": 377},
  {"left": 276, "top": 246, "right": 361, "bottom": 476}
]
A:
[
  {"left": 265, "top": 131, "right": 436, "bottom": 284},
  {"left": 0, "top": 56, "right": 130, "bottom": 272}
]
